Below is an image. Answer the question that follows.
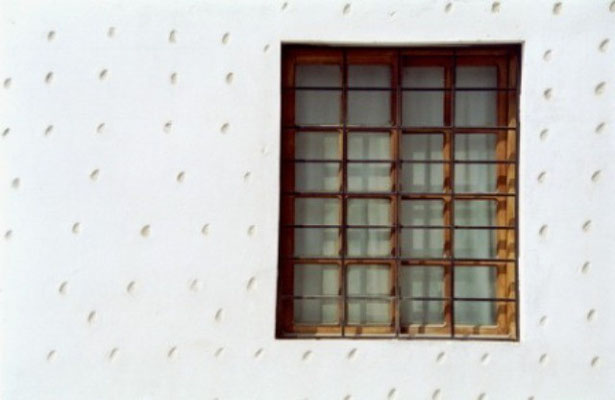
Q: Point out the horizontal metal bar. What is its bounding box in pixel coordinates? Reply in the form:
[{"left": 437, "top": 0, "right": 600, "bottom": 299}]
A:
[
  {"left": 283, "top": 191, "right": 517, "bottom": 197},
  {"left": 286, "top": 159, "right": 516, "bottom": 164},
  {"left": 286, "top": 224, "right": 515, "bottom": 229},
  {"left": 283, "top": 86, "right": 518, "bottom": 92},
  {"left": 285, "top": 256, "right": 517, "bottom": 262},
  {"left": 277, "top": 334, "right": 516, "bottom": 342},
  {"left": 284, "top": 295, "right": 516, "bottom": 302},
  {"left": 286, "top": 124, "right": 518, "bottom": 130}
]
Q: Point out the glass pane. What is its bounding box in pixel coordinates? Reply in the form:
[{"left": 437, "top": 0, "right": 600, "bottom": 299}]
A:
[
  {"left": 295, "top": 198, "right": 340, "bottom": 225},
  {"left": 455, "top": 91, "right": 496, "bottom": 126},
  {"left": 348, "top": 132, "right": 391, "bottom": 160},
  {"left": 347, "top": 300, "right": 391, "bottom": 324},
  {"left": 348, "top": 91, "right": 392, "bottom": 125},
  {"left": 401, "top": 300, "right": 445, "bottom": 325},
  {"left": 294, "top": 299, "right": 339, "bottom": 324},
  {"left": 454, "top": 164, "right": 496, "bottom": 193},
  {"left": 454, "top": 266, "right": 496, "bottom": 298},
  {"left": 348, "top": 65, "right": 391, "bottom": 87},
  {"left": 454, "top": 200, "right": 496, "bottom": 226},
  {"left": 455, "top": 134, "right": 497, "bottom": 160},
  {"left": 401, "top": 200, "right": 444, "bottom": 226},
  {"left": 295, "top": 65, "right": 341, "bottom": 87},
  {"left": 294, "top": 228, "right": 340, "bottom": 257},
  {"left": 347, "top": 229, "right": 391, "bottom": 257},
  {"left": 347, "top": 264, "right": 390, "bottom": 296},
  {"left": 400, "top": 266, "right": 444, "bottom": 297},
  {"left": 295, "top": 132, "right": 340, "bottom": 159},
  {"left": 401, "top": 228, "right": 445, "bottom": 258},
  {"left": 454, "top": 229, "right": 497, "bottom": 259},
  {"left": 401, "top": 163, "right": 444, "bottom": 193},
  {"left": 454, "top": 301, "right": 496, "bottom": 325},
  {"left": 348, "top": 163, "right": 392, "bottom": 192},
  {"left": 296, "top": 90, "right": 341, "bottom": 125},
  {"left": 456, "top": 66, "right": 497, "bottom": 88},
  {"left": 401, "top": 134, "right": 443, "bottom": 160},
  {"left": 402, "top": 92, "right": 444, "bottom": 126},
  {"left": 403, "top": 67, "right": 444, "bottom": 88},
  {"left": 295, "top": 162, "right": 340, "bottom": 192},
  {"left": 347, "top": 199, "right": 391, "bottom": 226},
  {"left": 294, "top": 264, "right": 339, "bottom": 296}
]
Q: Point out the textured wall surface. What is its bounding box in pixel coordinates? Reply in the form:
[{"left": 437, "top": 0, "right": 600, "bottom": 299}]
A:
[{"left": 1, "top": 0, "right": 614, "bottom": 399}]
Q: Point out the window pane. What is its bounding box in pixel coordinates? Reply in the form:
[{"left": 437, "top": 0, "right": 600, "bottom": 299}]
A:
[
  {"left": 456, "top": 66, "right": 497, "bottom": 88},
  {"left": 348, "top": 65, "right": 391, "bottom": 87},
  {"left": 454, "top": 229, "right": 497, "bottom": 259},
  {"left": 454, "top": 266, "right": 496, "bottom": 298},
  {"left": 401, "top": 163, "right": 444, "bottom": 193},
  {"left": 348, "top": 132, "right": 391, "bottom": 160},
  {"left": 401, "top": 134, "right": 444, "bottom": 160},
  {"left": 294, "top": 264, "right": 339, "bottom": 296},
  {"left": 347, "top": 198, "right": 391, "bottom": 226},
  {"left": 455, "top": 133, "right": 497, "bottom": 160},
  {"left": 295, "top": 162, "right": 340, "bottom": 192},
  {"left": 347, "top": 229, "right": 392, "bottom": 257},
  {"left": 295, "top": 64, "right": 341, "bottom": 87},
  {"left": 348, "top": 91, "right": 392, "bottom": 125},
  {"left": 401, "top": 200, "right": 444, "bottom": 226},
  {"left": 347, "top": 300, "right": 392, "bottom": 325},
  {"left": 454, "top": 301, "right": 496, "bottom": 325},
  {"left": 294, "top": 299, "right": 339, "bottom": 324},
  {"left": 295, "top": 132, "right": 340, "bottom": 159},
  {"left": 455, "top": 91, "right": 496, "bottom": 126},
  {"left": 348, "top": 163, "right": 392, "bottom": 192},
  {"left": 401, "top": 228, "right": 445, "bottom": 258},
  {"left": 454, "top": 200, "right": 496, "bottom": 226},
  {"left": 400, "top": 266, "right": 444, "bottom": 297},
  {"left": 294, "top": 228, "right": 340, "bottom": 257},
  {"left": 454, "top": 163, "right": 496, "bottom": 193},
  {"left": 295, "top": 198, "right": 340, "bottom": 225},
  {"left": 403, "top": 67, "right": 444, "bottom": 88},
  {"left": 296, "top": 90, "right": 341, "bottom": 125},
  {"left": 401, "top": 300, "right": 445, "bottom": 325},
  {"left": 402, "top": 91, "right": 444, "bottom": 126},
  {"left": 347, "top": 264, "right": 390, "bottom": 296}
]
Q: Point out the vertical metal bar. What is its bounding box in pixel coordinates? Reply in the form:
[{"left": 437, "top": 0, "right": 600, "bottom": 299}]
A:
[
  {"left": 450, "top": 50, "right": 457, "bottom": 338},
  {"left": 514, "top": 46, "right": 521, "bottom": 341},
  {"left": 341, "top": 51, "right": 348, "bottom": 337},
  {"left": 394, "top": 50, "right": 402, "bottom": 338}
]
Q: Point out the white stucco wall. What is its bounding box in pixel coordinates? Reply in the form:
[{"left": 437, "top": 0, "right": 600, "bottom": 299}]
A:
[{"left": 1, "top": 0, "right": 614, "bottom": 399}]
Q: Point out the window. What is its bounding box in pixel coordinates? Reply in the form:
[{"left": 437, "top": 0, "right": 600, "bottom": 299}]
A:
[{"left": 277, "top": 45, "right": 520, "bottom": 340}]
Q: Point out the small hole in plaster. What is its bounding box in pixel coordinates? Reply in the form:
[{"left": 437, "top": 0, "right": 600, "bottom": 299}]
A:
[
  {"left": 164, "top": 121, "right": 172, "bottom": 133},
  {"left": 543, "top": 50, "right": 552, "bottom": 61},
  {"left": 4, "top": 230, "right": 12, "bottom": 240},
  {"left": 221, "top": 32, "right": 230, "bottom": 45},
  {"left": 444, "top": 3, "right": 452, "bottom": 13},
  {"left": 480, "top": 353, "right": 490, "bottom": 365},
  {"left": 87, "top": 310, "right": 97, "bottom": 325},
  {"left": 302, "top": 350, "right": 312, "bottom": 361},
  {"left": 176, "top": 171, "right": 185, "bottom": 183},
  {"left": 89, "top": 169, "right": 100, "bottom": 181},
  {"left": 539, "top": 315, "right": 548, "bottom": 326},
  {"left": 387, "top": 389, "right": 397, "bottom": 400},
  {"left": 254, "top": 348, "right": 264, "bottom": 359},
  {"left": 347, "top": 348, "right": 357, "bottom": 360},
  {"left": 436, "top": 351, "right": 446, "bottom": 363},
  {"left": 47, "top": 350, "right": 57, "bottom": 362},
  {"left": 107, "top": 27, "right": 115, "bottom": 38},
  {"left": 3, "top": 78, "right": 11, "bottom": 89},
  {"left": 167, "top": 346, "right": 177, "bottom": 359},
  {"left": 552, "top": 2, "right": 562, "bottom": 15},
  {"left": 599, "top": 39, "right": 609, "bottom": 52},
  {"left": 246, "top": 276, "right": 257, "bottom": 291},
  {"left": 58, "top": 281, "right": 68, "bottom": 295},
  {"left": 595, "top": 122, "right": 605, "bottom": 134},
  {"left": 170, "top": 72, "right": 178, "bottom": 85},
  {"left": 214, "top": 347, "right": 224, "bottom": 358},
  {"left": 582, "top": 220, "right": 592, "bottom": 232},
  {"left": 491, "top": 2, "right": 500, "bottom": 13},
  {"left": 543, "top": 88, "right": 552, "bottom": 100},
  {"left": 539, "top": 225, "right": 548, "bottom": 237},
  {"left": 610, "top": 1, "right": 615, "bottom": 12},
  {"left": 45, "top": 72, "right": 53, "bottom": 84},
  {"left": 220, "top": 123, "right": 229, "bottom": 134},
  {"left": 2, "top": 127, "right": 9, "bottom": 137},
  {"left": 591, "top": 170, "right": 602, "bottom": 182},
  {"left": 247, "top": 225, "right": 256, "bottom": 236},
  {"left": 261, "top": 145, "right": 270, "bottom": 155},
  {"left": 11, "top": 178, "right": 20, "bottom": 189},
  {"left": 225, "top": 72, "right": 234, "bottom": 84},
  {"left": 263, "top": 44, "right": 270, "bottom": 53},
  {"left": 343, "top": 3, "right": 351, "bottom": 14},
  {"left": 201, "top": 224, "right": 210, "bottom": 236},
  {"left": 47, "top": 31, "right": 55, "bottom": 41},
  {"left": 169, "top": 30, "right": 177, "bottom": 43},
  {"left": 72, "top": 222, "right": 80, "bottom": 234},
  {"left": 126, "top": 281, "right": 136, "bottom": 294},
  {"left": 528, "top": 396, "right": 535, "bottom": 400},
  {"left": 432, "top": 389, "right": 441, "bottom": 400},
  {"left": 108, "top": 348, "right": 119, "bottom": 361},
  {"left": 99, "top": 69, "right": 108, "bottom": 80},
  {"left": 96, "top": 123, "right": 105, "bottom": 134},
  {"left": 281, "top": 2, "right": 288, "bottom": 11},
  {"left": 595, "top": 82, "right": 606, "bottom": 95},
  {"left": 140, "top": 225, "right": 151, "bottom": 237},
  {"left": 214, "top": 308, "right": 224, "bottom": 322},
  {"left": 581, "top": 261, "right": 590, "bottom": 274},
  {"left": 587, "top": 309, "right": 596, "bottom": 322},
  {"left": 539, "top": 129, "right": 548, "bottom": 141},
  {"left": 539, "top": 353, "right": 548, "bottom": 365},
  {"left": 343, "top": 395, "right": 352, "bottom": 400},
  {"left": 243, "top": 171, "right": 251, "bottom": 182},
  {"left": 591, "top": 356, "right": 600, "bottom": 367},
  {"left": 44, "top": 125, "right": 53, "bottom": 136},
  {"left": 537, "top": 171, "right": 547, "bottom": 183},
  {"left": 189, "top": 279, "right": 202, "bottom": 292}
]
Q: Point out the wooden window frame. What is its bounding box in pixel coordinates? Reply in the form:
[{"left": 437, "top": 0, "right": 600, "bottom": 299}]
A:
[{"left": 277, "top": 45, "right": 520, "bottom": 340}]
